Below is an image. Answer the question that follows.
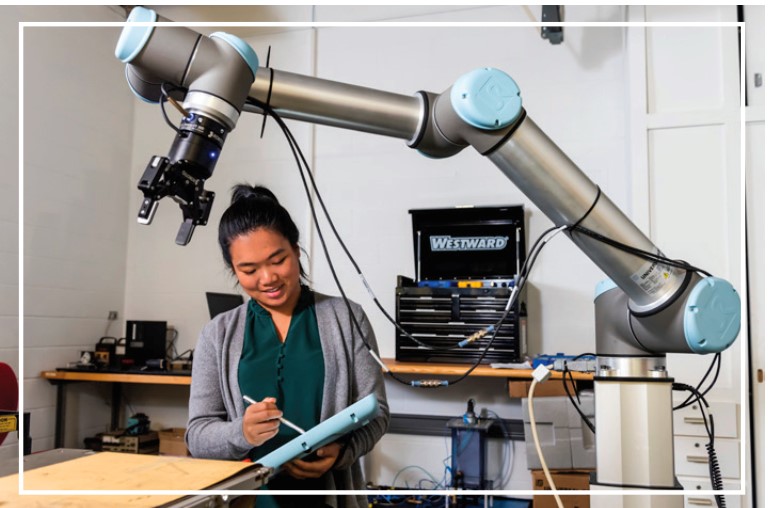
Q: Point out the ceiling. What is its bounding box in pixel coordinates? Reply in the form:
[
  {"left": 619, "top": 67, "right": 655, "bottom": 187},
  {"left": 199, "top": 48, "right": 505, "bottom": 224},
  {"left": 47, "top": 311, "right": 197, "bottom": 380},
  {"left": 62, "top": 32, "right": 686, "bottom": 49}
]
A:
[{"left": 125, "top": 5, "right": 483, "bottom": 37}]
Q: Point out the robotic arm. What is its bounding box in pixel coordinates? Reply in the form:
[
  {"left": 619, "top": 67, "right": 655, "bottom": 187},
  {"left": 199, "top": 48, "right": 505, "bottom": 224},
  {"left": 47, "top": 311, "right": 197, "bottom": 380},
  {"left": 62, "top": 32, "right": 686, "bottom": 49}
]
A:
[
  {"left": 116, "top": 8, "right": 741, "bottom": 499},
  {"left": 116, "top": 7, "right": 739, "bottom": 360}
]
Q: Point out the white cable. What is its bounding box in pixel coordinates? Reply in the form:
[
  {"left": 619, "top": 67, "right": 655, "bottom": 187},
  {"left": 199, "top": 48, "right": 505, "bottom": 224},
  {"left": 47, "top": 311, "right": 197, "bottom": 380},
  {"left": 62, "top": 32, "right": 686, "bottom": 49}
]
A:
[
  {"left": 367, "top": 348, "right": 390, "bottom": 372},
  {"left": 528, "top": 366, "right": 564, "bottom": 508}
]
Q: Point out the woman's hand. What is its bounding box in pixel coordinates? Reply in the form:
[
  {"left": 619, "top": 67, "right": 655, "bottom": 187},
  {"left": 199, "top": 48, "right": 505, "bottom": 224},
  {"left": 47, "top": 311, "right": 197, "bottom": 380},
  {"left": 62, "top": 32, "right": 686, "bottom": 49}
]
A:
[
  {"left": 283, "top": 442, "right": 342, "bottom": 479},
  {"left": 242, "top": 396, "right": 282, "bottom": 446}
]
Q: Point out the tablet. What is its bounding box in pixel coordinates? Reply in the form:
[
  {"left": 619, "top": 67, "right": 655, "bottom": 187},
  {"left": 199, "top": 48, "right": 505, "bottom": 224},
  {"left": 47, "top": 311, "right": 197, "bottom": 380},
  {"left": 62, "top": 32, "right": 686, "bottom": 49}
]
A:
[{"left": 254, "top": 393, "right": 380, "bottom": 469}]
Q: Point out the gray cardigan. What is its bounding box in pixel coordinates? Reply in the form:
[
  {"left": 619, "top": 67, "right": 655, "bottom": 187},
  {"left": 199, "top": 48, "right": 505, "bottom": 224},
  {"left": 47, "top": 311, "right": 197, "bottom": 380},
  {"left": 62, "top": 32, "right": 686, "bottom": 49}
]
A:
[{"left": 186, "top": 292, "right": 389, "bottom": 507}]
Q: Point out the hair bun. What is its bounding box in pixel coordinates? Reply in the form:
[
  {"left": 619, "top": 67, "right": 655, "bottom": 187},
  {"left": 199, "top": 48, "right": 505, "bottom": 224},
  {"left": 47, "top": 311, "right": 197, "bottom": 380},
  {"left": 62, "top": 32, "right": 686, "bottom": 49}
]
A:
[{"left": 231, "top": 184, "right": 279, "bottom": 205}]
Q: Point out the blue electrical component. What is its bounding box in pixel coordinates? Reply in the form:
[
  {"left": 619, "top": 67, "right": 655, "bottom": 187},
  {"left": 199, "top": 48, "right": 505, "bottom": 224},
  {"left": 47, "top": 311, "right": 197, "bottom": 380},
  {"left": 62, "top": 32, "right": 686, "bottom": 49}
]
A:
[
  {"left": 410, "top": 379, "right": 449, "bottom": 388},
  {"left": 532, "top": 353, "right": 593, "bottom": 369},
  {"left": 416, "top": 279, "right": 516, "bottom": 289},
  {"left": 458, "top": 325, "right": 495, "bottom": 348},
  {"left": 417, "top": 280, "right": 454, "bottom": 288}
]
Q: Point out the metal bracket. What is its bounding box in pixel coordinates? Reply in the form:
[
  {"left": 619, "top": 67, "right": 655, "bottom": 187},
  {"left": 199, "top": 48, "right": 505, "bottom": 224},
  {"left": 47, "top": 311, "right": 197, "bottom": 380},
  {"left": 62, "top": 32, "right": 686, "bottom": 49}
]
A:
[{"left": 541, "top": 5, "right": 564, "bottom": 45}]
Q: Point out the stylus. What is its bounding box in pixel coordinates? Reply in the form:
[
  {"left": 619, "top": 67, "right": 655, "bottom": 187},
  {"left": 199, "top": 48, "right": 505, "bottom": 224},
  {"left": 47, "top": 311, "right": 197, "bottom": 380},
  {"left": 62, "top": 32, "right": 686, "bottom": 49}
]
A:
[{"left": 243, "top": 395, "right": 306, "bottom": 434}]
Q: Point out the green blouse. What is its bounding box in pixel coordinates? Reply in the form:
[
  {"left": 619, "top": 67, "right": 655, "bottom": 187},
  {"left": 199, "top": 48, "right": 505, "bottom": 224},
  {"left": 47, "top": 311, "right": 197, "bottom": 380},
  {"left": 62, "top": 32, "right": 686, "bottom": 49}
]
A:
[{"left": 238, "top": 286, "right": 326, "bottom": 506}]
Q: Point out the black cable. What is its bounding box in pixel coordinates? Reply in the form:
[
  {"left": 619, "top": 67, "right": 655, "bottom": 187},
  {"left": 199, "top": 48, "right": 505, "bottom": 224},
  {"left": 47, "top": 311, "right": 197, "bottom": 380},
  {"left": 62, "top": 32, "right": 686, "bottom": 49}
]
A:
[
  {"left": 441, "top": 224, "right": 571, "bottom": 384},
  {"left": 561, "top": 359, "right": 596, "bottom": 434},
  {"left": 674, "top": 353, "right": 721, "bottom": 410},
  {"left": 560, "top": 184, "right": 723, "bottom": 409},
  {"left": 247, "top": 97, "right": 459, "bottom": 351},
  {"left": 172, "top": 349, "right": 193, "bottom": 362},
  {"left": 159, "top": 82, "right": 185, "bottom": 135},
  {"left": 259, "top": 52, "right": 274, "bottom": 139},
  {"left": 567, "top": 193, "right": 707, "bottom": 275},
  {"left": 444, "top": 307, "right": 512, "bottom": 384},
  {"left": 444, "top": 224, "right": 570, "bottom": 383},
  {"left": 248, "top": 96, "right": 570, "bottom": 387},
  {"left": 567, "top": 186, "right": 602, "bottom": 232},
  {"left": 571, "top": 224, "right": 713, "bottom": 278},
  {"left": 518, "top": 226, "right": 563, "bottom": 280},
  {"left": 256, "top": 93, "right": 566, "bottom": 359},
  {"left": 247, "top": 97, "right": 418, "bottom": 386},
  {"left": 165, "top": 328, "right": 179, "bottom": 360},
  {"left": 254, "top": 99, "right": 463, "bottom": 352},
  {"left": 567, "top": 184, "right": 727, "bottom": 415}
]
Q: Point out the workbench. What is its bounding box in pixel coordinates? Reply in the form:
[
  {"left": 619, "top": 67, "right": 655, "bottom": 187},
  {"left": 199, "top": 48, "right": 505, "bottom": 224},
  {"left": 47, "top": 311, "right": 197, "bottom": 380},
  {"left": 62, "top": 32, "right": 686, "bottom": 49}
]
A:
[
  {"left": 41, "top": 361, "right": 592, "bottom": 448},
  {"left": 41, "top": 369, "right": 191, "bottom": 448}
]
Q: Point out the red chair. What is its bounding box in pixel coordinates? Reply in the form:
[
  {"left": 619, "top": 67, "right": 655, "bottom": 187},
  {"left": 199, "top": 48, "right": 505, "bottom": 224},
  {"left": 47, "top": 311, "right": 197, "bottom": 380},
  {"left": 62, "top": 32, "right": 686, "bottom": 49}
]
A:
[{"left": 0, "top": 362, "right": 20, "bottom": 447}]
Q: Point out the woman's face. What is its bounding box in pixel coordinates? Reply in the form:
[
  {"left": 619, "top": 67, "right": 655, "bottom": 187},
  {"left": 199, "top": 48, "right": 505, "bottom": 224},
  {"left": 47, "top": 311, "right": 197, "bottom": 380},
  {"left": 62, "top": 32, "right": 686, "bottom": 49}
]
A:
[{"left": 229, "top": 228, "right": 302, "bottom": 315}]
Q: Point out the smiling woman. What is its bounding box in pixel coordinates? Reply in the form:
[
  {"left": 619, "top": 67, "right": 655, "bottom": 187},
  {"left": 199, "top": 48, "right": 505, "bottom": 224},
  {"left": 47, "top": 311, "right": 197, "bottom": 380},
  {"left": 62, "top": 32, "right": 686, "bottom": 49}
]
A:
[
  {"left": 230, "top": 227, "right": 302, "bottom": 324},
  {"left": 222, "top": 186, "right": 305, "bottom": 323},
  {"left": 186, "top": 184, "right": 389, "bottom": 508}
]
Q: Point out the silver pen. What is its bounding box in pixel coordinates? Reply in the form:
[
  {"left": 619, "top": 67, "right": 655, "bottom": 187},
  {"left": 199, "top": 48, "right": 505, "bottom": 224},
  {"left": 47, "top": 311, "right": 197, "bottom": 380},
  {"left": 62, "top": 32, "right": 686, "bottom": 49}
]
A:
[{"left": 242, "top": 394, "right": 306, "bottom": 434}]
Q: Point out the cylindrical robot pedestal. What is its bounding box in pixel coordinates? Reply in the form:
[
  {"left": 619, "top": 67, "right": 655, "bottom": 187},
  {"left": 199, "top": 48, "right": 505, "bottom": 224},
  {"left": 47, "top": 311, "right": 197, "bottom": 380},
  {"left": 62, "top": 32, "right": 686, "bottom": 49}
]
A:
[
  {"left": 595, "top": 379, "right": 675, "bottom": 487},
  {"left": 590, "top": 487, "right": 683, "bottom": 508},
  {"left": 590, "top": 368, "right": 683, "bottom": 508}
]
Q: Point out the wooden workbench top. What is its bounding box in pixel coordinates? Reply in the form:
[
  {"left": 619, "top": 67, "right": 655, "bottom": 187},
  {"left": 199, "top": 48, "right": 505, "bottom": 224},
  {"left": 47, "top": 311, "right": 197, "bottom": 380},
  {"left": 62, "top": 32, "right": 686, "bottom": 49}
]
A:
[
  {"left": 381, "top": 358, "right": 593, "bottom": 380},
  {"left": 41, "top": 369, "right": 192, "bottom": 385}
]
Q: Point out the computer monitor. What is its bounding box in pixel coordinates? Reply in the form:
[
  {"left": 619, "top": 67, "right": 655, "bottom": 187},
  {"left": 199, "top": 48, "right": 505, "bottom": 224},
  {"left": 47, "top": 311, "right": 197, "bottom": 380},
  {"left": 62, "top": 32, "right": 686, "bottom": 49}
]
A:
[{"left": 205, "top": 292, "right": 244, "bottom": 319}]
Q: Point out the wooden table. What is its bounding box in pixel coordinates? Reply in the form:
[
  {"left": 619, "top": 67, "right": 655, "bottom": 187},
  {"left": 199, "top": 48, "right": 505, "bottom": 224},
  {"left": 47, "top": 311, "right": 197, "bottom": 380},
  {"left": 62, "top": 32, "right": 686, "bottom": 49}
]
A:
[{"left": 41, "top": 369, "right": 191, "bottom": 448}]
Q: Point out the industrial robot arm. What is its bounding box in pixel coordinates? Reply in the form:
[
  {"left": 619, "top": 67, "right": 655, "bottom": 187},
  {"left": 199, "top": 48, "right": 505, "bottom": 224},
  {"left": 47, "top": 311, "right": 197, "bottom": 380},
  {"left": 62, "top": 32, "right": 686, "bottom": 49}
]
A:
[{"left": 115, "top": 7, "right": 740, "bottom": 360}]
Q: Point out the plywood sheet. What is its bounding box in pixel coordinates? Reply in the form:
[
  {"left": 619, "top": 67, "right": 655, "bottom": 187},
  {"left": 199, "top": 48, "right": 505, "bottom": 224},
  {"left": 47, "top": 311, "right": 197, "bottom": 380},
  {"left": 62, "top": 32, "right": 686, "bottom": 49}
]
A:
[{"left": 0, "top": 452, "right": 256, "bottom": 507}]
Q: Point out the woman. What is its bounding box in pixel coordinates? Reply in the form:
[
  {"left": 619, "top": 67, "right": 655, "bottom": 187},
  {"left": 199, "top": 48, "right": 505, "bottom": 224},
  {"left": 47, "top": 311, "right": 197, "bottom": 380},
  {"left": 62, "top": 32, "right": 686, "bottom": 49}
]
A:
[{"left": 186, "top": 184, "right": 389, "bottom": 508}]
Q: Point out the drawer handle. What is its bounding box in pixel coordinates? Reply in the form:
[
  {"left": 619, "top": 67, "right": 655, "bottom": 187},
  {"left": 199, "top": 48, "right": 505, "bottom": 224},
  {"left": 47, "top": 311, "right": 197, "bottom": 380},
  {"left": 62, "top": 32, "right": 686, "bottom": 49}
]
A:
[
  {"left": 688, "top": 498, "right": 714, "bottom": 506},
  {"left": 683, "top": 417, "right": 706, "bottom": 425},
  {"left": 686, "top": 455, "right": 710, "bottom": 464}
]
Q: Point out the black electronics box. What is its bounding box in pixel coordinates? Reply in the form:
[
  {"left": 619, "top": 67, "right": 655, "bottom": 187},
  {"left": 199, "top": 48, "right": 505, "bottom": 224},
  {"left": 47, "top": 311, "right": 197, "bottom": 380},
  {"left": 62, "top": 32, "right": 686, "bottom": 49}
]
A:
[
  {"left": 94, "top": 337, "right": 118, "bottom": 369},
  {"left": 409, "top": 205, "right": 525, "bottom": 284},
  {"left": 124, "top": 321, "right": 167, "bottom": 369},
  {"left": 396, "top": 205, "right": 526, "bottom": 364},
  {"left": 101, "top": 430, "right": 159, "bottom": 454}
]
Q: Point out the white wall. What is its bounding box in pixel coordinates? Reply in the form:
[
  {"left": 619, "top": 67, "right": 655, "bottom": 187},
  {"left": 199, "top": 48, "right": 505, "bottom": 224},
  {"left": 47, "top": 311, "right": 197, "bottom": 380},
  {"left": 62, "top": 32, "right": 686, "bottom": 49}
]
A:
[{"left": 10, "top": 6, "right": 134, "bottom": 455}]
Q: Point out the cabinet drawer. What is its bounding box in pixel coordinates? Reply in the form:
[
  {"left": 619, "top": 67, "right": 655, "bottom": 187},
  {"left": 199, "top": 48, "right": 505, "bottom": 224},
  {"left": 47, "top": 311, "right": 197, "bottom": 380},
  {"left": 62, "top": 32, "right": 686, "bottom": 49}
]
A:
[
  {"left": 674, "top": 436, "right": 740, "bottom": 479},
  {"left": 673, "top": 401, "right": 738, "bottom": 438},
  {"left": 679, "top": 477, "right": 742, "bottom": 508}
]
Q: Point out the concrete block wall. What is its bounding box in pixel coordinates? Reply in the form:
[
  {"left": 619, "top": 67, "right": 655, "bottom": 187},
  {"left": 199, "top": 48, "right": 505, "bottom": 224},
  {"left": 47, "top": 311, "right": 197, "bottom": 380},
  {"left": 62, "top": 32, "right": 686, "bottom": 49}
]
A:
[{"left": 6, "top": 6, "right": 134, "bottom": 456}]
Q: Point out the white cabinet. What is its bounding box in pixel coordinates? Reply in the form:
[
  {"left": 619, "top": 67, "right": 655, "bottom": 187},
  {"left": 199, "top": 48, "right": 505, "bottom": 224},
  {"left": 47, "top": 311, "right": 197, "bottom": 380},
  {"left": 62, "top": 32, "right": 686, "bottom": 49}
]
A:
[
  {"left": 673, "top": 400, "right": 741, "bottom": 506},
  {"left": 678, "top": 478, "right": 742, "bottom": 508},
  {"left": 672, "top": 401, "right": 739, "bottom": 439},
  {"left": 674, "top": 435, "right": 740, "bottom": 480}
]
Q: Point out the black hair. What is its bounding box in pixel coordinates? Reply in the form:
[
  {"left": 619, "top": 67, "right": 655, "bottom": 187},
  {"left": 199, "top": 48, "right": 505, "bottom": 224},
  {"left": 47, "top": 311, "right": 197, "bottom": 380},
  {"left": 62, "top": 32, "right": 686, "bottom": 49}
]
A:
[{"left": 218, "top": 184, "right": 306, "bottom": 279}]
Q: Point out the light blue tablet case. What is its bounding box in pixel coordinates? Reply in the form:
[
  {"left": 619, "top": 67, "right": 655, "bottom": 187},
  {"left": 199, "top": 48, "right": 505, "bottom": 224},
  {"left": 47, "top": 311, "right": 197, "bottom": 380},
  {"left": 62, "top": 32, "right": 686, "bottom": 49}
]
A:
[{"left": 255, "top": 393, "right": 379, "bottom": 469}]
